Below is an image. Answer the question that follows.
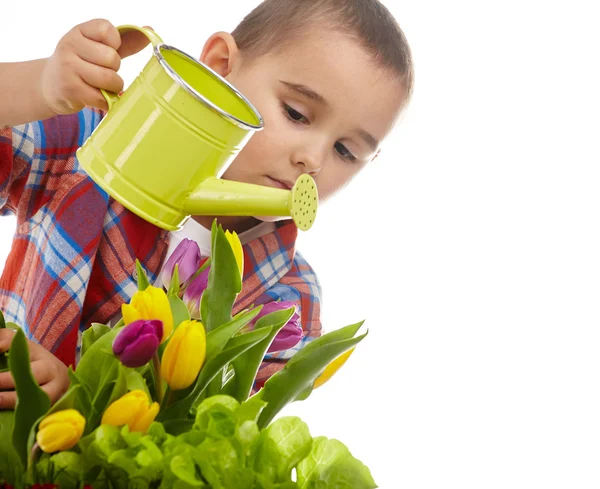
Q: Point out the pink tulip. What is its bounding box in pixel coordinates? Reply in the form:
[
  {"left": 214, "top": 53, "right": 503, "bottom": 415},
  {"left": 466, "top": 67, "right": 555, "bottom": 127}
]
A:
[{"left": 161, "top": 238, "right": 202, "bottom": 290}]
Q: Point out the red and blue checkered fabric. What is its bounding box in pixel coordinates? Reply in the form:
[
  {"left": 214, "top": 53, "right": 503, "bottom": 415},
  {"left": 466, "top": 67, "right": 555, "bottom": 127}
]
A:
[{"left": 0, "top": 108, "right": 322, "bottom": 387}]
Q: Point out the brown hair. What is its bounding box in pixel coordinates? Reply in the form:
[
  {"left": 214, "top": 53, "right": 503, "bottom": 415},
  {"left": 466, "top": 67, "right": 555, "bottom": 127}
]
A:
[{"left": 231, "top": 0, "right": 414, "bottom": 104}]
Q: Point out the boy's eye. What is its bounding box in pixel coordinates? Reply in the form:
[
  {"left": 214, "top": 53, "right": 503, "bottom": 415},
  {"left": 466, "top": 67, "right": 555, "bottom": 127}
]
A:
[
  {"left": 283, "top": 104, "right": 309, "bottom": 124},
  {"left": 335, "top": 142, "right": 357, "bottom": 162}
]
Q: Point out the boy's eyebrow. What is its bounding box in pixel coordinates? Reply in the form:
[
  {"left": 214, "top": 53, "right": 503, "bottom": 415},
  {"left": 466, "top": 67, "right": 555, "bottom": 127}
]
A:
[{"left": 280, "top": 81, "right": 327, "bottom": 104}]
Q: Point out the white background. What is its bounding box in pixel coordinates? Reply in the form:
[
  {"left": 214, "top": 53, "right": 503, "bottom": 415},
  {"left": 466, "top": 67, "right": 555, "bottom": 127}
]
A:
[{"left": 2, "top": 1, "right": 600, "bottom": 487}]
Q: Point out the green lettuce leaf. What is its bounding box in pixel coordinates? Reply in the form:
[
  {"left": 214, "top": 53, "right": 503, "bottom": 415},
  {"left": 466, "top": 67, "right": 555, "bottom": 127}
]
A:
[{"left": 296, "top": 437, "right": 377, "bottom": 489}]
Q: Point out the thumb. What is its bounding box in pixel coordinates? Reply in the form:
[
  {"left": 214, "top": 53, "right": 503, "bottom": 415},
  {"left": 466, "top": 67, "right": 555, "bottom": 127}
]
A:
[{"left": 117, "top": 26, "right": 154, "bottom": 59}]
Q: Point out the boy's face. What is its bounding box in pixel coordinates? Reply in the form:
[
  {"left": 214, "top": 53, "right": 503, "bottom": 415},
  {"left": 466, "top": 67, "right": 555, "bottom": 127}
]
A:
[{"left": 200, "top": 28, "right": 406, "bottom": 226}]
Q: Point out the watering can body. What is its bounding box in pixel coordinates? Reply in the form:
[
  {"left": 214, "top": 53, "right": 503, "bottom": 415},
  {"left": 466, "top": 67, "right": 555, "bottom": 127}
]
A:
[{"left": 76, "top": 26, "right": 317, "bottom": 231}]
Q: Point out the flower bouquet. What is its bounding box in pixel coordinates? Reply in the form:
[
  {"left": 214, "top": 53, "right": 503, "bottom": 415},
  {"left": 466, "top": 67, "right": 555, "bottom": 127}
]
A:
[{"left": 0, "top": 221, "right": 375, "bottom": 489}]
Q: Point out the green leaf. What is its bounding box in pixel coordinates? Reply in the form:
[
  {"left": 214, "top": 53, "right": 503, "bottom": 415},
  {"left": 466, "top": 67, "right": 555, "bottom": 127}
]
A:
[
  {"left": 47, "top": 451, "right": 85, "bottom": 488},
  {"left": 0, "top": 411, "right": 24, "bottom": 487},
  {"left": 200, "top": 221, "right": 242, "bottom": 333},
  {"left": 75, "top": 327, "right": 121, "bottom": 399},
  {"left": 157, "top": 329, "right": 271, "bottom": 422},
  {"left": 230, "top": 307, "right": 294, "bottom": 402},
  {"left": 255, "top": 323, "right": 367, "bottom": 429},
  {"left": 195, "top": 437, "right": 242, "bottom": 488},
  {"left": 124, "top": 368, "right": 152, "bottom": 398},
  {"left": 205, "top": 308, "right": 262, "bottom": 361},
  {"left": 136, "top": 259, "right": 151, "bottom": 291},
  {"left": 286, "top": 321, "right": 364, "bottom": 367},
  {"left": 251, "top": 417, "right": 312, "bottom": 483},
  {"left": 162, "top": 419, "right": 195, "bottom": 436},
  {"left": 9, "top": 328, "right": 51, "bottom": 465},
  {"left": 168, "top": 264, "right": 181, "bottom": 297},
  {"left": 169, "top": 295, "right": 191, "bottom": 331},
  {"left": 169, "top": 451, "right": 205, "bottom": 487},
  {"left": 193, "top": 395, "right": 240, "bottom": 432},
  {"left": 202, "top": 307, "right": 263, "bottom": 399},
  {"left": 82, "top": 323, "right": 112, "bottom": 358},
  {"left": 236, "top": 396, "right": 267, "bottom": 425},
  {"left": 0, "top": 310, "right": 8, "bottom": 372},
  {"left": 296, "top": 437, "right": 377, "bottom": 489}
]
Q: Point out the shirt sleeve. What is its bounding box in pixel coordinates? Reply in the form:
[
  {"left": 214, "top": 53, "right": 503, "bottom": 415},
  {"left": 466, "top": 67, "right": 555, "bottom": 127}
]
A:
[
  {"left": 0, "top": 108, "right": 105, "bottom": 220},
  {"left": 0, "top": 124, "right": 35, "bottom": 216}
]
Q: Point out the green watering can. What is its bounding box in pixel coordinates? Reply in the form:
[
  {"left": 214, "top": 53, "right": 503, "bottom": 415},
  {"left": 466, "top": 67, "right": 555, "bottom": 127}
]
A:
[{"left": 76, "top": 25, "right": 318, "bottom": 231}]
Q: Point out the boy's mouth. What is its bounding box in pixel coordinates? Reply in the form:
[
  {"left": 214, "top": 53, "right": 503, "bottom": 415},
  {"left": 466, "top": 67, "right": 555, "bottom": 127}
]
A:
[{"left": 266, "top": 176, "right": 293, "bottom": 190}]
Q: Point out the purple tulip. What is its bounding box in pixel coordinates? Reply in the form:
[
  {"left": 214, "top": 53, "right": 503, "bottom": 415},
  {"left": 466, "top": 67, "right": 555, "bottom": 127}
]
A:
[
  {"left": 250, "top": 301, "right": 303, "bottom": 353},
  {"left": 182, "top": 267, "right": 210, "bottom": 318},
  {"left": 161, "top": 238, "right": 202, "bottom": 290},
  {"left": 113, "top": 319, "right": 163, "bottom": 368}
]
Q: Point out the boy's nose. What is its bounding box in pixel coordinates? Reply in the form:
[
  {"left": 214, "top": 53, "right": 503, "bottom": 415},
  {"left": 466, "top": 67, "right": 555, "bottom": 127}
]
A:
[{"left": 292, "top": 151, "right": 322, "bottom": 175}]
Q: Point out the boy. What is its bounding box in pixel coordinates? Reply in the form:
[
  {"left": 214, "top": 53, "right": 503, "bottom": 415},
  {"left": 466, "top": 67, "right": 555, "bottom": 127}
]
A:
[{"left": 0, "top": 0, "right": 413, "bottom": 408}]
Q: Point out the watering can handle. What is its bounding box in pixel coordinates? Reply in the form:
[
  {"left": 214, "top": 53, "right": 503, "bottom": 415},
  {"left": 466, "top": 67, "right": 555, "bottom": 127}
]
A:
[{"left": 99, "top": 25, "right": 164, "bottom": 110}]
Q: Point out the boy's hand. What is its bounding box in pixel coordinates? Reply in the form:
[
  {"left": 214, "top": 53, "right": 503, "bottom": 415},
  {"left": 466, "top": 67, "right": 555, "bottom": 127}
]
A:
[
  {"left": 0, "top": 329, "right": 69, "bottom": 409},
  {"left": 40, "top": 19, "right": 152, "bottom": 114}
]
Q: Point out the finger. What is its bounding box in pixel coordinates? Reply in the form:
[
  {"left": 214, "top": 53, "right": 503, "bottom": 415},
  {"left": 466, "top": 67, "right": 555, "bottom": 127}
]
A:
[
  {"left": 0, "top": 371, "right": 15, "bottom": 390},
  {"left": 79, "top": 19, "right": 121, "bottom": 51},
  {"left": 0, "top": 328, "right": 16, "bottom": 353},
  {"left": 118, "top": 28, "right": 152, "bottom": 59},
  {"left": 71, "top": 78, "right": 110, "bottom": 111},
  {"left": 0, "top": 390, "right": 17, "bottom": 410},
  {"left": 77, "top": 58, "right": 124, "bottom": 96},
  {"left": 29, "top": 360, "right": 54, "bottom": 386},
  {"left": 41, "top": 379, "right": 68, "bottom": 405},
  {"left": 77, "top": 36, "right": 121, "bottom": 72}
]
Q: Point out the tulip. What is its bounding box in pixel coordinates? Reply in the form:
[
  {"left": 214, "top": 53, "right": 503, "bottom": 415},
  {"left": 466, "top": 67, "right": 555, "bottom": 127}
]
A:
[
  {"left": 249, "top": 301, "right": 302, "bottom": 353},
  {"left": 101, "top": 390, "right": 159, "bottom": 433},
  {"left": 112, "top": 319, "right": 163, "bottom": 368},
  {"left": 313, "top": 348, "right": 355, "bottom": 389},
  {"left": 224, "top": 230, "right": 244, "bottom": 278},
  {"left": 122, "top": 285, "right": 173, "bottom": 342},
  {"left": 182, "top": 267, "right": 210, "bottom": 318},
  {"left": 36, "top": 409, "right": 86, "bottom": 453},
  {"left": 161, "top": 238, "right": 202, "bottom": 290},
  {"left": 161, "top": 320, "right": 206, "bottom": 390}
]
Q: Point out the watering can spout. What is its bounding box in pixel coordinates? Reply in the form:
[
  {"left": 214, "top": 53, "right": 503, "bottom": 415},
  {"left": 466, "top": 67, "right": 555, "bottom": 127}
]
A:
[{"left": 185, "top": 175, "right": 318, "bottom": 231}]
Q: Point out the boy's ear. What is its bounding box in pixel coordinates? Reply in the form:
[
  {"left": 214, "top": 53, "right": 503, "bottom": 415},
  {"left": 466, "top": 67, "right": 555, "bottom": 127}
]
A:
[{"left": 199, "top": 32, "right": 240, "bottom": 77}]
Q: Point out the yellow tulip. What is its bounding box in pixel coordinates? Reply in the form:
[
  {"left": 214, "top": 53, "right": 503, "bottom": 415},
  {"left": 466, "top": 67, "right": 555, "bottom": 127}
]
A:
[
  {"left": 313, "top": 348, "right": 355, "bottom": 389},
  {"left": 225, "top": 230, "right": 244, "bottom": 278},
  {"left": 101, "top": 390, "right": 159, "bottom": 433},
  {"left": 36, "top": 409, "right": 86, "bottom": 453},
  {"left": 161, "top": 320, "right": 206, "bottom": 390},
  {"left": 122, "top": 285, "right": 173, "bottom": 342}
]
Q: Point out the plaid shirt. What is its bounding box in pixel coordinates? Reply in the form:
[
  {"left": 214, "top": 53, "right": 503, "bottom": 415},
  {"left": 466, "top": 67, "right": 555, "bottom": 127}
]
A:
[{"left": 0, "top": 108, "right": 322, "bottom": 388}]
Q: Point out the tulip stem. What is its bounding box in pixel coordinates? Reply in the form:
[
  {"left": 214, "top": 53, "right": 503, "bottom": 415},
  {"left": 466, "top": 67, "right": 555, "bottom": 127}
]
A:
[
  {"left": 27, "top": 442, "right": 40, "bottom": 482},
  {"left": 152, "top": 353, "right": 164, "bottom": 404},
  {"left": 162, "top": 387, "right": 175, "bottom": 410}
]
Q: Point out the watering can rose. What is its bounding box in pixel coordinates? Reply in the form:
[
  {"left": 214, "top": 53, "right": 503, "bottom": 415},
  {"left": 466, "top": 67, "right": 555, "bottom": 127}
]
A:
[
  {"left": 36, "top": 409, "right": 86, "bottom": 453},
  {"left": 101, "top": 390, "right": 159, "bottom": 433},
  {"left": 122, "top": 285, "right": 173, "bottom": 341},
  {"left": 161, "top": 319, "right": 206, "bottom": 390}
]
